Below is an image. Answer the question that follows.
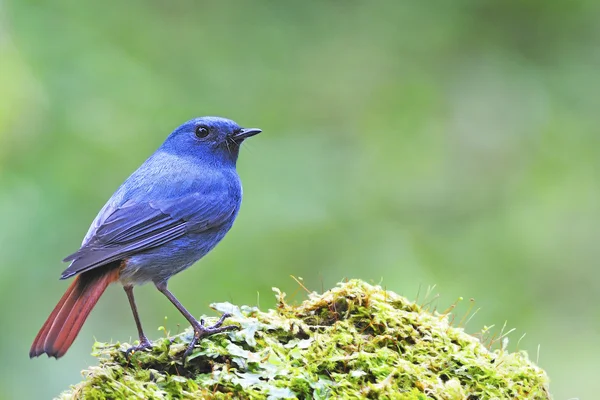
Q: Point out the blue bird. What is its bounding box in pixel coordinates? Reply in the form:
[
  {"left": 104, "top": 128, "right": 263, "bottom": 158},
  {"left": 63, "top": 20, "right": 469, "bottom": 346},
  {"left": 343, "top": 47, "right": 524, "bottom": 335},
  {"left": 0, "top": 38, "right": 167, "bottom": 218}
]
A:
[{"left": 30, "top": 116, "right": 261, "bottom": 359}]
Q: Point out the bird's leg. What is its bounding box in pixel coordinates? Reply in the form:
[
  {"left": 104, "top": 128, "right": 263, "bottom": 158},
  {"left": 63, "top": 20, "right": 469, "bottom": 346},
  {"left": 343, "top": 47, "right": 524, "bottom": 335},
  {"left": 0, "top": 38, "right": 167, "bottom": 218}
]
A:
[
  {"left": 154, "top": 281, "right": 237, "bottom": 358},
  {"left": 123, "top": 285, "right": 153, "bottom": 355}
]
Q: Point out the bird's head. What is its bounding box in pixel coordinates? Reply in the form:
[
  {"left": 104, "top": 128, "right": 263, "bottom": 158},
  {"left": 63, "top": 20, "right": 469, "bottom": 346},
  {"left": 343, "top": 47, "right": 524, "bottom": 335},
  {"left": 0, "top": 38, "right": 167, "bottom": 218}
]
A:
[{"left": 161, "top": 116, "right": 261, "bottom": 165}]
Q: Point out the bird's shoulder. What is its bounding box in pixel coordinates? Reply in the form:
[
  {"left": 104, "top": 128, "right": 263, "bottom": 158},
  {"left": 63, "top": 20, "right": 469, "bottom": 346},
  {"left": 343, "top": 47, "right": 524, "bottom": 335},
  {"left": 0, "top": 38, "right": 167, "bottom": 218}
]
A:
[{"left": 81, "top": 151, "right": 241, "bottom": 245}]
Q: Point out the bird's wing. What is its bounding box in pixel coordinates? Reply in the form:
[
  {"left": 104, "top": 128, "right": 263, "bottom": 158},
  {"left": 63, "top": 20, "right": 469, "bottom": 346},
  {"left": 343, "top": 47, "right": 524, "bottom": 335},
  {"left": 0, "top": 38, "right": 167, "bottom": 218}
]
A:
[{"left": 60, "top": 192, "right": 237, "bottom": 279}]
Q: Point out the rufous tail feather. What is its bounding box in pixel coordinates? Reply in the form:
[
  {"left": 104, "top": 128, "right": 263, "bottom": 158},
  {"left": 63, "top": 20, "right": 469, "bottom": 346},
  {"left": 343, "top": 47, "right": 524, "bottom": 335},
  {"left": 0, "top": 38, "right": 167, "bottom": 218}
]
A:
[{"left": 30, "top": 266, "right": 120, "bottom": 358}]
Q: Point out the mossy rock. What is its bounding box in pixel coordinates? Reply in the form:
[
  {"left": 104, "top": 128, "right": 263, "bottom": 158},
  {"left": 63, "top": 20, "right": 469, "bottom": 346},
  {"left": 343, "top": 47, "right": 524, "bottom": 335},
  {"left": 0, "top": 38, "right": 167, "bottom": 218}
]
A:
[{"left": 59, "top": 279, "right": 551, "bottom": 399}]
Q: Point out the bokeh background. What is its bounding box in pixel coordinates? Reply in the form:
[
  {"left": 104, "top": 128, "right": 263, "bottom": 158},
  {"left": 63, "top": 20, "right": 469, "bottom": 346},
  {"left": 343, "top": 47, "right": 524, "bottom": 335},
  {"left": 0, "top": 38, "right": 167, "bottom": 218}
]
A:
[{"left": 1, "top": 1, "right": 599, "bottom": 398}]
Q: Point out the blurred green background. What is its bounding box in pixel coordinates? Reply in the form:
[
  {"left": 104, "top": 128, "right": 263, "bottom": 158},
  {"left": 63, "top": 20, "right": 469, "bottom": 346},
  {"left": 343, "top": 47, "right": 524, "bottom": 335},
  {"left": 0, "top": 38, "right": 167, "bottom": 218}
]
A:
[{"left": 1, "top": 1, "right": 598, "bottom": 398}]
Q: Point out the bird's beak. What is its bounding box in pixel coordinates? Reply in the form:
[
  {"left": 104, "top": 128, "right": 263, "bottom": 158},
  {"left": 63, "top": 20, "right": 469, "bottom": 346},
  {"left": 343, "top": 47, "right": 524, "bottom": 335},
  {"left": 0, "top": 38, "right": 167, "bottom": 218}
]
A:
[{"left": 233, "top": 128, "right": 262, "bottom": 141}]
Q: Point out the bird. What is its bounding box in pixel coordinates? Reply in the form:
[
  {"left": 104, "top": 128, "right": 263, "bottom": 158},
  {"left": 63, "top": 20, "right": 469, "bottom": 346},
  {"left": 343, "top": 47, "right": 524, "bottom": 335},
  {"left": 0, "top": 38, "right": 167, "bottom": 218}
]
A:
[{"left": 30, "top": 116, "right": 261, "bottom": 359}]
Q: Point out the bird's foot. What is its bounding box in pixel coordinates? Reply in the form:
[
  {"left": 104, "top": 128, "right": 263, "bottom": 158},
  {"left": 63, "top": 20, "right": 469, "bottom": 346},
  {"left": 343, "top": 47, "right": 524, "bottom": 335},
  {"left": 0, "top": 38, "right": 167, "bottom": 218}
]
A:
[
  {"left": 182, "top": 313, "right": 238, "bottom": 359},
  {"left": 125, "top": 336, "right": 153, "bottom": 358}
]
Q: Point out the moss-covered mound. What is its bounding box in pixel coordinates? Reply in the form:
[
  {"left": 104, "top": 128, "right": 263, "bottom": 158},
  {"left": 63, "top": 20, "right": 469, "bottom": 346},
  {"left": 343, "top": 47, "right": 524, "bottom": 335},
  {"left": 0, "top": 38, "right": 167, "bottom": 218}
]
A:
[{"left": 59, "top": 280, "right": 550, "bottom": 399}]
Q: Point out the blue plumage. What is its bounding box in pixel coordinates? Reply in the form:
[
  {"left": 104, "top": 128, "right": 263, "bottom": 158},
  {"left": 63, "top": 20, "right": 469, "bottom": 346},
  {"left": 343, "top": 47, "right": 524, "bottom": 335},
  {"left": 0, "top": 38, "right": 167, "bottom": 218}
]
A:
[
  {"left": 62, "top": 117, "right": 255, "bottom": 281},
  {"left": 31, "top": 116, "right": 261, "bottom": 359}
]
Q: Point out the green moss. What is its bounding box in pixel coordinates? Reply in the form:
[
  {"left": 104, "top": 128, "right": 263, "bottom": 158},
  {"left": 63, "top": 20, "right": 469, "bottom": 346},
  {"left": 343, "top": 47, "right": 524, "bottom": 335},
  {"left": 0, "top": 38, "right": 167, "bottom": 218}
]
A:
[{"left": 59, "top": 280, "right": 551, "bottom": 399}]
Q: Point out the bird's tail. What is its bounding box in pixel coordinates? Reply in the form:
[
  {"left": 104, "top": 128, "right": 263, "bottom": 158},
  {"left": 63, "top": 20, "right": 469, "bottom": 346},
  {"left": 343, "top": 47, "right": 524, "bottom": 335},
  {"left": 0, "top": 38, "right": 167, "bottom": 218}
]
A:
[{"left": 30, "top": 266, "right": 121, "bottom": 358}]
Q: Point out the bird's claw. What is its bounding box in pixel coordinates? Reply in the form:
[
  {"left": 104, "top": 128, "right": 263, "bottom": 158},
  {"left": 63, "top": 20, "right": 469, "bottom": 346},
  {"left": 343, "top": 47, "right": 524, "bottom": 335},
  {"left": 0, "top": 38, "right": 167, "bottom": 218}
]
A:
[
  {"left": 125, "top": 336, "right": 153, "bottom": 359},
  {"left": 182, "top": 313, "right": 238, "bottom": 359}
]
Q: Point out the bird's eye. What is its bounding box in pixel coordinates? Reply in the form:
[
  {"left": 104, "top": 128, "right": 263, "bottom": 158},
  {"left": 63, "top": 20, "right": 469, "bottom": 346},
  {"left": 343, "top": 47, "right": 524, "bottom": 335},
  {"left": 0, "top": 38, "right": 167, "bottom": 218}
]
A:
[{"left": 195, "top": 126, "right": 209, "bottom": 139}]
